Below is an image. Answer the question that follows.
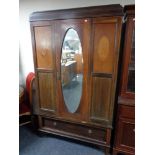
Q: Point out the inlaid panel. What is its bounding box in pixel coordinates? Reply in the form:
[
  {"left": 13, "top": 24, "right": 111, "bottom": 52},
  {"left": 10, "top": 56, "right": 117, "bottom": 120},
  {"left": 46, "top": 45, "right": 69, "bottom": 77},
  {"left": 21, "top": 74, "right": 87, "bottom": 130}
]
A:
[
  {"left": 38, "top": 72, "right": 55, "bottom": 111},
  {"left": 34, "top": 26, "right": 54, "bottom": 69},
  {"left": 90, "top": 77, "right": 112, "bottom": 122},
  {"left": 92, "top": 19, "right": 116, "bottom": 74}
]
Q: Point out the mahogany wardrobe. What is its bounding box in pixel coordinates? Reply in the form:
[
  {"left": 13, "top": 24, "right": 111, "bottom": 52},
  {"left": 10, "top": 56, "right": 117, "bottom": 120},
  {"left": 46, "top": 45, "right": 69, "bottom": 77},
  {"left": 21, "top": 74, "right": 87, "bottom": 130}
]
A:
[{"left": 30, "top": 4, "right": 124, "bottom": 154}]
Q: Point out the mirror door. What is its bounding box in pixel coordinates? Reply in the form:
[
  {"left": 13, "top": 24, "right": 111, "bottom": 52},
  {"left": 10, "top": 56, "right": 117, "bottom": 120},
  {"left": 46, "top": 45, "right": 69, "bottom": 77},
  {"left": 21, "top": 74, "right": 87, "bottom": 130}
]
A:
[
  {"left": 61, "top": 28, "right": 83, "bottom": 113},
  {"left": 55, "top": 19, "right": 91, "bottom": 122}
]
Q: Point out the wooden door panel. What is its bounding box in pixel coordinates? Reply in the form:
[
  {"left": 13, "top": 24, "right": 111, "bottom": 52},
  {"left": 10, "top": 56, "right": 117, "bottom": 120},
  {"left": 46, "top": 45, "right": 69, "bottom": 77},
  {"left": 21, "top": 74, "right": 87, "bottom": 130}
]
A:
[
  {"left": 34, "top": 26, "right": 54, "bottom": 69},
  {"left": 121, "top": 121, "right": 135, "bottom": 147},
  {"left": 55, "top": 19, "right": 91, "bottom": 122},
  {"left": 90, "top": 76, "right": 112, "bottom": 123},
  {"left": 38, "top": 72, "right": 56, "bottom": 112},
  {"left": 90, "top": 17, "right": 122, "bottom": 126},
  {"left": 116, "top": 118, "right": 135, "bottom": 151},
  {"left": 92, "top": 19, "right": 117, "bottom": 74}
]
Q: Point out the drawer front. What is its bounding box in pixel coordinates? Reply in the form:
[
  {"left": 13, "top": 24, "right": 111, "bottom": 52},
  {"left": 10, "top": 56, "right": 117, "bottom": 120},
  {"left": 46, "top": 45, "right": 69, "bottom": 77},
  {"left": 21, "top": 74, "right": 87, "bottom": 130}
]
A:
[
  {"left": 119, "top": 104, "right": 135, "bottom": 119},
  {"left": 41, "top": 117, "right": 106, "bottom": 143}
]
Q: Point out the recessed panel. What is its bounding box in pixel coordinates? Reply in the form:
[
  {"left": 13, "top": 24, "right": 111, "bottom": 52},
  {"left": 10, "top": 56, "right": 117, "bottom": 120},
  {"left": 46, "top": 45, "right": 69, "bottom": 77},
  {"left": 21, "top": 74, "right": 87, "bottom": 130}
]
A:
[
  {"left": 121, "top": 121, "right": 135, "bottom": 147},
  {"left": 93, "top": 22, "right": 116, "bottom": 73},
  {"left": 34, "top": 26, "right": 54, "bottom": 69},
  {"left": 61, "top": 28, "right": 83, "bottom": 113},
  {"left": 38, "top": 72, "right": 55, "bottom": 111},
  {"left": 91, "top": 77, "right": 112, "bottom": 122}
]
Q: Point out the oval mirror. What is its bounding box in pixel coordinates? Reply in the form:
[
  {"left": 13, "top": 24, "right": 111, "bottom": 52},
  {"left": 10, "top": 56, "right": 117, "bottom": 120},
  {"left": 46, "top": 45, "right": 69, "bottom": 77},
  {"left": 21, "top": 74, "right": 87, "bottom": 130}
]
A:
[{"left": 61, "top": 28, "right": 83, "bottom": 113}]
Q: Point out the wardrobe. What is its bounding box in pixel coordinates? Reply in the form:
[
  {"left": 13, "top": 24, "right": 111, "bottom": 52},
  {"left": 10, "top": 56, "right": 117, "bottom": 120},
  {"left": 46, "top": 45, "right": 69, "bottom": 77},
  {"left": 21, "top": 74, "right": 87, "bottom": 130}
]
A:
[{"left": 30, "top": 4, "right": 123, "bottom": 153}]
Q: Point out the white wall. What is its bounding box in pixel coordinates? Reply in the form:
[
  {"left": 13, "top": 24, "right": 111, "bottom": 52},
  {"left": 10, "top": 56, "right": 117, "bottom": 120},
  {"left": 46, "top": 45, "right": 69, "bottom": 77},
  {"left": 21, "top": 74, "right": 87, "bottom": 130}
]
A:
[{"left": 19, "top": 0, "right": 135, "bottom": 86}]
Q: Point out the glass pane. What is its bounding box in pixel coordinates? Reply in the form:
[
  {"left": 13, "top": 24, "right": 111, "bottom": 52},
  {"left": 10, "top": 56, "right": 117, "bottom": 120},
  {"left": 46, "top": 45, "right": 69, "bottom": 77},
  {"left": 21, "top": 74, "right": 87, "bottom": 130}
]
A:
[
  {"left": 61, "top": 28, "right": 83, "bottom": 113},
  {"left": 127, "top": 26, "right": 135, "bottom": 92}
]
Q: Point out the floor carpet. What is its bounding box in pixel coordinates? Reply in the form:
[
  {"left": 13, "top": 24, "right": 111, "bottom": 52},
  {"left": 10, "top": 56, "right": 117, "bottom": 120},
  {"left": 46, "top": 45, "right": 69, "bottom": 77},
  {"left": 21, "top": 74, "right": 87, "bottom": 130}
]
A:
[{"left": 19, "top": 124, "right": 105, "bottom": 155}]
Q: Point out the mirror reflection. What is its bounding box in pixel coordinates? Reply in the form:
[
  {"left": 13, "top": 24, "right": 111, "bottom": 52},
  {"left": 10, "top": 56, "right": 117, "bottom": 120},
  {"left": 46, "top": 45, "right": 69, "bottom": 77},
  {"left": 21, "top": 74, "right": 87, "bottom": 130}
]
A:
[{"left": 61, "top": 28, "right": 83, "bottom": 113}]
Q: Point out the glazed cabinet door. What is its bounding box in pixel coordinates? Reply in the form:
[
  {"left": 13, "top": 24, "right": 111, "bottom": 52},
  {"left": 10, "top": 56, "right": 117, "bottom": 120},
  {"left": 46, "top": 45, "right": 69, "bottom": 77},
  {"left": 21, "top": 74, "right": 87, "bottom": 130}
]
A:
[
  {"left": 30, "top": 21, "right": 56, "bottom": 116},
  {"left": 120, "top": 15, "right": 135, "bottom": 99},
  {"left": 90, "top": 17, "right": 122, "bottom": 126}
]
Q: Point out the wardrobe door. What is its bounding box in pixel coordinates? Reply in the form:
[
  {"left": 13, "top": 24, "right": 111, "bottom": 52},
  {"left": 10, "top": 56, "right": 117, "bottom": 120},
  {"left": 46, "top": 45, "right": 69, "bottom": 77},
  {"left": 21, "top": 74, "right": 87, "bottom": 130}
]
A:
[
  {"left": 90, "top": 17, "right": 122, "bottom": 126},
  {"left": 55, "top": 19, "right": 91, "bottom": 122},
  {"left": 31, "top": 21, "right": 56, "bottom": 116}
]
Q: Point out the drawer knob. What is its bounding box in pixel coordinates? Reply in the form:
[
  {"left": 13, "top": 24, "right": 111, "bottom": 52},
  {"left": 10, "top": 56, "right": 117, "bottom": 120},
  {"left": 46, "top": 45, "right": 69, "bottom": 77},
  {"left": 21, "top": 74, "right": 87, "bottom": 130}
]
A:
[
  {"left": 88, "top": 129, "right": 92, "bottom": 134},
  {"left": 53, "top": 122, "right": 57, "bottom": 126},
  {"left": 133, "top": 129, "right": 135, "bottom": 132}
]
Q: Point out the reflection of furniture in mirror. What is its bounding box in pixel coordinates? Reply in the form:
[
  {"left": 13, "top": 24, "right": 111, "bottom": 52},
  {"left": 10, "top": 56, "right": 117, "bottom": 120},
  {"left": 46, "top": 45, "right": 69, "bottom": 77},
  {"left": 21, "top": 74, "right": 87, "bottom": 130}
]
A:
[
  {"left": 61, "top": 61, "right": 77, "bottom": 86},
  {"left": 113, "top": 5, "right": 135, "bottom": 155},
  {"left": 30, "top": 5, "right": 123, "bottom": 154},
  {"left": 74, "top": 53, "right": 83, "bottom": 74}
]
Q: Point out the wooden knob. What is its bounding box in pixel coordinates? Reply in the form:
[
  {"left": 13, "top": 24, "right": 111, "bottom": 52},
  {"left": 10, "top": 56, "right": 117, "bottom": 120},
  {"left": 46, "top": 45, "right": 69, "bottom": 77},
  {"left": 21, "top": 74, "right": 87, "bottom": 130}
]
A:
[
  {"left": 88, "top": 129, "right": 92, "bottom": 134},
  {"left": 53, "top": 122, "right": 57, "bottom": 126}
]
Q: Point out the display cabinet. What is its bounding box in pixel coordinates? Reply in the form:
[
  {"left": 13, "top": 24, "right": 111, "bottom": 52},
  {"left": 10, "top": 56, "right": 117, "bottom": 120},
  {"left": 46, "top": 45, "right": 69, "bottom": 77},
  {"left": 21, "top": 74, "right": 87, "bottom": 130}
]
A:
[{"left": 113, "top": 5, "right": 135, "bottom": 155}]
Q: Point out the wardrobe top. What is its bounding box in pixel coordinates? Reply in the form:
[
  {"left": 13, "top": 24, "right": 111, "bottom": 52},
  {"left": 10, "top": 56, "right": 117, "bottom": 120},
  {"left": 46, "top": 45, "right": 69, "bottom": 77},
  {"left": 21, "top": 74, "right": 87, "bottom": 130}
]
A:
[{"left": 29, "top": 4, "right": 124, "bottom": 22}]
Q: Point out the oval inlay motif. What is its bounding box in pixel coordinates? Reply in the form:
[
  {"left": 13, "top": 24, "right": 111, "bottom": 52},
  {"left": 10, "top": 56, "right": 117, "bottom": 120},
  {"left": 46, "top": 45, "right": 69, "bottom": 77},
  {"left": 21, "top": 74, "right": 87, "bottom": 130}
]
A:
[
  {"left": 41, "top": 49, "right": 47, "bottom": 56},
  {"left": 41, "top": 40, "right": 48, "bottom": 56},
  {"left": 97, "top": 36, "right": 109, "bottom": 61},
  {"left": 61, "top": 28, "right": 83, "bottom": 113}
]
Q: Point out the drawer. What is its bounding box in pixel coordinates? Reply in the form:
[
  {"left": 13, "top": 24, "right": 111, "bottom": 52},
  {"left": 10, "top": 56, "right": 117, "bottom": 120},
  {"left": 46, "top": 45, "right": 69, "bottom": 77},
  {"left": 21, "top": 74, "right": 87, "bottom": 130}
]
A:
[
  {"left": 41, "top": 117, "right": 107, "bottom": 143},
  {"left": 119, "top": 104, "right": 135, "bottom": 119}
]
